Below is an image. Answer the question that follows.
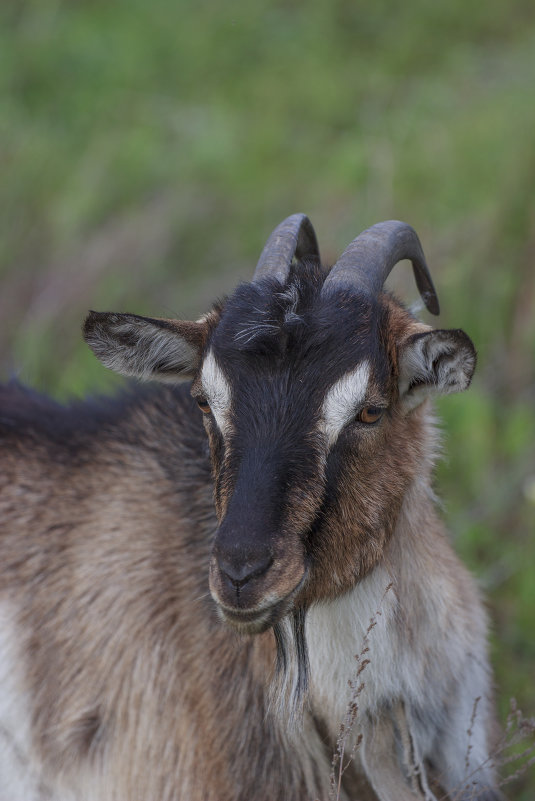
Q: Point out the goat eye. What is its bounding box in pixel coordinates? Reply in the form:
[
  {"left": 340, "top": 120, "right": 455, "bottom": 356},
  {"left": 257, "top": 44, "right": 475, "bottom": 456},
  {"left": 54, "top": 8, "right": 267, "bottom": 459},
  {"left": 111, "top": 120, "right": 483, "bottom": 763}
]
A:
[
  {"left": 357, "top": 406, "right": 384, "bottom": 425},
  {"left": 196, "top": 399, "right": 211, "bottom": 415}
]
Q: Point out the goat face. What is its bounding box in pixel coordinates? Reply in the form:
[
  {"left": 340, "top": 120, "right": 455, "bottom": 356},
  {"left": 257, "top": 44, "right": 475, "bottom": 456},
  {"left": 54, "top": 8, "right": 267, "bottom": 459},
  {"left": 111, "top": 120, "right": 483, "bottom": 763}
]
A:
[{"left": 84, "top": 218, "right": 476, "bottom": 634}]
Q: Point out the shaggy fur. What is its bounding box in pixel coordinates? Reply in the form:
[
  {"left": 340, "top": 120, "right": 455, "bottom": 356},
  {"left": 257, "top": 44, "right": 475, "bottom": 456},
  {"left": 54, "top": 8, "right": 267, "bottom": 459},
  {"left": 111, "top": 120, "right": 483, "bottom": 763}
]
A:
[{"left": 0, "top": 247, "right": 501, "bottom": 800}]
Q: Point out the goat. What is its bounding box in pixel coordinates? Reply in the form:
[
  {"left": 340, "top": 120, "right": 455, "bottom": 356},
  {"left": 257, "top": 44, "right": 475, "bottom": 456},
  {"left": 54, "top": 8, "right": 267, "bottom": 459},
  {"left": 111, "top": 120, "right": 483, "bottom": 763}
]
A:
[{"left": 0, "top": 215, "right": 502, "bottom": 801}]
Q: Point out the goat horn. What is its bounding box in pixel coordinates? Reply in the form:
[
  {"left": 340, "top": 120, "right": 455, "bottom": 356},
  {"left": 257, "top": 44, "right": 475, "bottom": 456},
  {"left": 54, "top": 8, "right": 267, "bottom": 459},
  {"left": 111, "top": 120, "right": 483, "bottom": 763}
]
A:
[
  {"left": 253, "top": 214, "right": 320, "bottom": 284},
  {"left": 322, "top": 220, "right": 440, "bottom": 315}
]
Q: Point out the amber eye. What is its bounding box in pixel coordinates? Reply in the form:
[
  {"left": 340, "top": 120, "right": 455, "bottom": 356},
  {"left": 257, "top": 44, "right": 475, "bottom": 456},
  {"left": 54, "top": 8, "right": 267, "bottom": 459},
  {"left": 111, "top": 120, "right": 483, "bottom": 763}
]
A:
[
  {"left": 357, "top": 406, "right": 384, "bottom": 425},
  {"left": 196, "top": 399, "right": 211, "bottom": 415}
]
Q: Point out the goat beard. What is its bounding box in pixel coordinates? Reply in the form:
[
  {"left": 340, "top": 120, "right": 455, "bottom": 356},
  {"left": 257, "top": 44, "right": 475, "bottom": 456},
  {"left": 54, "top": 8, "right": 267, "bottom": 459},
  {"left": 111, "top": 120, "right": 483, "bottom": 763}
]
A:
[{"left": 271, "top": 607, "right": 310, "bottom": 728}]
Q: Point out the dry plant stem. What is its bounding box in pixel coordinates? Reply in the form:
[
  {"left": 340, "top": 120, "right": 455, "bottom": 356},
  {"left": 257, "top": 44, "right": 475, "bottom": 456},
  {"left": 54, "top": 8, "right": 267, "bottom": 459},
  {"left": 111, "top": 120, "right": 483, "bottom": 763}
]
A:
[
  {"left": 500, "top": 754, "right": 535, "bottom": 787},
  {"left": 327, "top": 604, "right": 533, "bottom": 801},
  {"left": 393, "top": 700, "right": 436, "bottom": 799},
  {"left": 329, "top": 582, "right": 393, "bottom": 801},
  {"left": 465, "top": 697, "right": 482, "bottom": 777},
  {"left": 437, "top": 699, "right": 535, "bottom": 801}
]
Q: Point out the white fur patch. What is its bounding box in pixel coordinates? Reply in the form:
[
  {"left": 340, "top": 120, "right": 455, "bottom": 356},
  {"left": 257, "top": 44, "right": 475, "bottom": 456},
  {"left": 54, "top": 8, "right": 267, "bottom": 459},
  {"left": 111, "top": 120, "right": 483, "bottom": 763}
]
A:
[
  {"left": 306, "top": 568, "right": 397, "bottom": 732},
  {"left": 322, "top": 362, "right": 370, "bottom": 447},
  {"left": 0, "top": 601, "right": 44, "bottom": 801},
  {"left": 201, "top": 350, "right": 232, "bottom": 435},
  {"left": 0, "top": 602, "right": 112, "bottom": 801},
  {"left": 304, "top": 488, "right": 495, "bottom": 796}
]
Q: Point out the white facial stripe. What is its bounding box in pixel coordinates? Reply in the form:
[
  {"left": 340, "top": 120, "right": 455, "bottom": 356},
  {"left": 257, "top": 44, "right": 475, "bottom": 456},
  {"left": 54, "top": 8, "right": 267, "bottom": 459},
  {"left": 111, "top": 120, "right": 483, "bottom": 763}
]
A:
[
  {"left": 201, "top": 350, "right": 232, "bottom": 435},
  {"left": 322, "top": 361, "right": 371, "bottom": 447}
]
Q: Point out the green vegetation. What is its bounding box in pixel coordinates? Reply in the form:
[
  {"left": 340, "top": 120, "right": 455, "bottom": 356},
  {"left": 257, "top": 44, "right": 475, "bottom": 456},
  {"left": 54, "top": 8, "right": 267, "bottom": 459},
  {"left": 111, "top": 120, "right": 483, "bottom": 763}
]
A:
[{"left": 1, "top": 0, "right": 534, "bottom": 795}]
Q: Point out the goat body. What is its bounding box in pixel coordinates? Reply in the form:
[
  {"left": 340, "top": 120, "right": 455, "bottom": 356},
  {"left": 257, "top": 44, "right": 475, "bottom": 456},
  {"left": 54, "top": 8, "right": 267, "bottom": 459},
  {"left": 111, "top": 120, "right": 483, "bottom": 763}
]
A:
[{"left": 0, "top": 218, "right": 502, "bottom": 801}]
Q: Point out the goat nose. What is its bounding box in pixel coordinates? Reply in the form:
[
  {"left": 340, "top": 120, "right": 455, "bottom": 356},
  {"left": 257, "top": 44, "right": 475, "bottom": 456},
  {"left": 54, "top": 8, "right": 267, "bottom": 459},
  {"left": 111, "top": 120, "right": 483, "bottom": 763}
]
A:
[{"left": 218, "top": 554, "right": 273, "bottom": 590}]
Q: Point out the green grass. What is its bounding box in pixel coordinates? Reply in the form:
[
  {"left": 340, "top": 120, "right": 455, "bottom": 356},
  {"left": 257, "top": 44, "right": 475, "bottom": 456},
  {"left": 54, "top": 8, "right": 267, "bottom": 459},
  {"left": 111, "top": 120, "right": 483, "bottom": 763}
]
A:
[{"left": 1, "top": 0, "right": 534, "bottom": 795}]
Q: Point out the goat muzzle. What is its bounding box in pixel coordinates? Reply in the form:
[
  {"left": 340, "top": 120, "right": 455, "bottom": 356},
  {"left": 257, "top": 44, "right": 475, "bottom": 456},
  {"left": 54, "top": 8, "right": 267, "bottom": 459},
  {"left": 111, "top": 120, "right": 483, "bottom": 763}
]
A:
[{"left": 209, "top": 530, "right": 307, "bottom": 633}]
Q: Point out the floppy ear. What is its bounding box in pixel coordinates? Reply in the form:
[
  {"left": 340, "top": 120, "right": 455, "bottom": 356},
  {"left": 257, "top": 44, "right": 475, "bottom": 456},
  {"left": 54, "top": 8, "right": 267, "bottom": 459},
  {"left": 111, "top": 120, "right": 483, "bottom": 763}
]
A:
[
  {"left": 83, "top": 311, "right": 207, "bottom": 381},
  {"left": 398, "top": 328, "right": 476, "bottom": 412}
]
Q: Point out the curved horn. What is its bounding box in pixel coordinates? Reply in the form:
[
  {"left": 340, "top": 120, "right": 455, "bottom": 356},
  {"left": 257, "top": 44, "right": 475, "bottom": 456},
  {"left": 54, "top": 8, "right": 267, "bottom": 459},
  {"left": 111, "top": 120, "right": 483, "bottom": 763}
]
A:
[
  {"left": 253, "top": 214, "right": 320, "bottom": 284},
  {"left": 322, "top": 220, "right": 440, "bottom": 315}
]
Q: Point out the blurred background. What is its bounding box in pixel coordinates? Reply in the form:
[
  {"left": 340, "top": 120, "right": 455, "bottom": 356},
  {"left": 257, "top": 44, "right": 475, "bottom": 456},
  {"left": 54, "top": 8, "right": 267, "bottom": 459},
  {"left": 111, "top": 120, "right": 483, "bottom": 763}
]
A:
[{"left": 1, "top": 0, "right": 534, "bottom": 795}]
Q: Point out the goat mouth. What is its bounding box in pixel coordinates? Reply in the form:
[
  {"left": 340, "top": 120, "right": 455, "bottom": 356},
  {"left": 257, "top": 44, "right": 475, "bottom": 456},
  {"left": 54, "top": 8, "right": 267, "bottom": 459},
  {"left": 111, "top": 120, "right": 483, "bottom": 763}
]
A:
[
  {"left": 215, "top": 570, "right": 309, "bottom": 635},
  {"left": 217, "top": 599, "right": 286, "bottom": 634}
]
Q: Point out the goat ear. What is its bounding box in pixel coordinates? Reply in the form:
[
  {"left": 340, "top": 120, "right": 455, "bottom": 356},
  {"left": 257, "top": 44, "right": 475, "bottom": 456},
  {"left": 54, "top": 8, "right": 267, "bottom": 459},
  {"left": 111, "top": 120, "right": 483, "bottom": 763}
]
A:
[
  {"left": 398, "top": 328, "right": 476, "bottom": 412},
  {"left": 83, "top": 311, "right": 207, "bottom": 381}
]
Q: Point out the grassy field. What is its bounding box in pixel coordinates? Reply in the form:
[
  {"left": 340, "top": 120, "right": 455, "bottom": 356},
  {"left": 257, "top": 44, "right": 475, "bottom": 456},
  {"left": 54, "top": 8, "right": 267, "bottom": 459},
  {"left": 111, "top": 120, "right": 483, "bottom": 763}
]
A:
[{"left": 1, "top": 0, "right": 534, "bottom": 796}]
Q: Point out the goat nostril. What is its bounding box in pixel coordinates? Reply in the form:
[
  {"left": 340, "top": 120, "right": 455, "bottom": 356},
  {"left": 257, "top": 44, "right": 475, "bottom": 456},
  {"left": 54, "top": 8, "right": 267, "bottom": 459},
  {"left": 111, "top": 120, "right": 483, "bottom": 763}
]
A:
[{"left": 219, "top": 555, "right": 273, "bottom": 590}]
